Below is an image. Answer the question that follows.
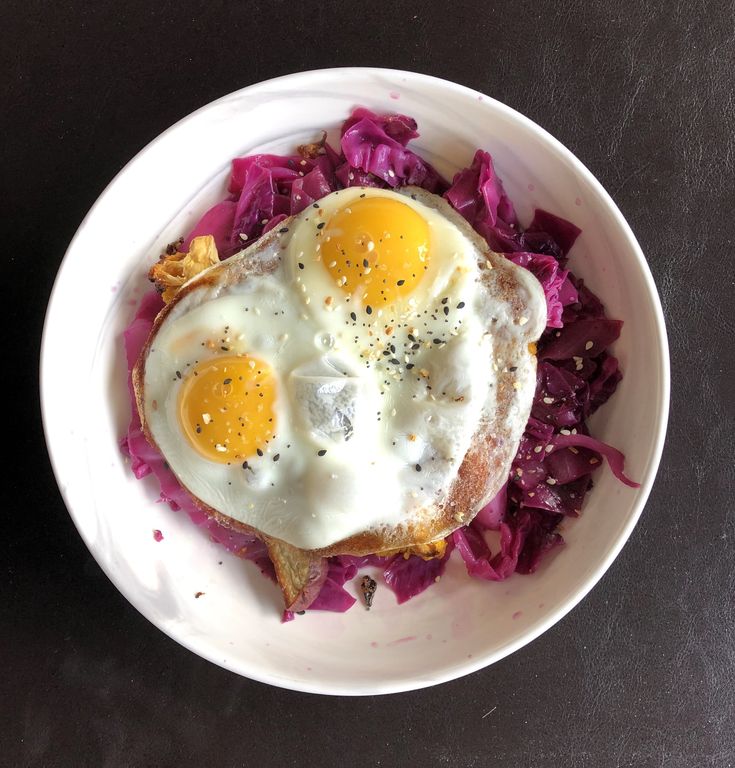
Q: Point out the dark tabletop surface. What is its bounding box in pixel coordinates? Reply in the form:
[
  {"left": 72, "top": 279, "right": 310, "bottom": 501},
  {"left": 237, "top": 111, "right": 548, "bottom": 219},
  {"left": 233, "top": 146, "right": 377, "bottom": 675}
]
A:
[{"left": 4, "top": 0, "right": 734, "bottom": 766}]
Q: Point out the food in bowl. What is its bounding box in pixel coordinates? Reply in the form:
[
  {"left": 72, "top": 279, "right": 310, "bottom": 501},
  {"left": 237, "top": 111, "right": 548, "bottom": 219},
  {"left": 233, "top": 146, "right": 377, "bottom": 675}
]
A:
[{"left": 122, "top": 108, "right": 638, "bottom": 617}]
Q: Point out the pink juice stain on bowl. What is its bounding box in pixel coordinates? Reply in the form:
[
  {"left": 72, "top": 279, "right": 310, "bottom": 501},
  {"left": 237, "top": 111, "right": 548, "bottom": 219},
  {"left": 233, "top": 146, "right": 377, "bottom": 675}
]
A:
[{"left": 387, "top": 636, "right": 417, "bottom": 646}]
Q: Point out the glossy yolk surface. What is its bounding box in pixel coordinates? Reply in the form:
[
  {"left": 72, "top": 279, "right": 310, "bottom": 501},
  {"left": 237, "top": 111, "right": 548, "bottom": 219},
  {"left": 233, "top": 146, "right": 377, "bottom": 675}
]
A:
[
  {"left": 178, "top": 355, "right": 276, "bottom": 462},
  {"left": 321, "top": 197, "right": 430, "bottom": 308}
]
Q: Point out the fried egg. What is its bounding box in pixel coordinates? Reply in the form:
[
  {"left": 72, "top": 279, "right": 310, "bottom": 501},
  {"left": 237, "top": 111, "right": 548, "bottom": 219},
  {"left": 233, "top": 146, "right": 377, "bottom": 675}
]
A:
[{"left": 133, "top": 187, "right": 546, "bottom": 553}]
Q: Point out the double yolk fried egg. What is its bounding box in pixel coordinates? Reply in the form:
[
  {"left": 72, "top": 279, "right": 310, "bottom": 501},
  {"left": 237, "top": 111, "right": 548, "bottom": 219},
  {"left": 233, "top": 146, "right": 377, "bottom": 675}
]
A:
[{"left": 134, "top": 187, "right": 546, "bottom": 554}]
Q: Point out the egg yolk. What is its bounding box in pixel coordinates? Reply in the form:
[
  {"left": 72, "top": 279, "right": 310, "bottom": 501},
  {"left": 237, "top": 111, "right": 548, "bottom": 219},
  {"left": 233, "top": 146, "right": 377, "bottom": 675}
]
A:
[
  {"left": 321, "top": 197, "right": 430, "bottom": 308},
  {"left": 178, "top": 355, "right": 276, "bottom": 463}
]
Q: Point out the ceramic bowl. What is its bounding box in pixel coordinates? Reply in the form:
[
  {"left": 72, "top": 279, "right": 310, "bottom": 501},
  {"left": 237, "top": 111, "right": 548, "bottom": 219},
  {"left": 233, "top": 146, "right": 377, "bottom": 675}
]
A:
[{"left": 41, "top": 68, "right": 669, "bottom": 695}]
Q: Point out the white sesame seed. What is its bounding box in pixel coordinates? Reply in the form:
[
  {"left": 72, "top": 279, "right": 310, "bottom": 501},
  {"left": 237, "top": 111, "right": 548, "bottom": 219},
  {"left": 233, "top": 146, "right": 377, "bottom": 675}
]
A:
[
  {"left": 585, "top": 340, "right": 594, "bottom": 350},
  {"left": 546, "top": 477, "right": 557, "bottom": 485}
]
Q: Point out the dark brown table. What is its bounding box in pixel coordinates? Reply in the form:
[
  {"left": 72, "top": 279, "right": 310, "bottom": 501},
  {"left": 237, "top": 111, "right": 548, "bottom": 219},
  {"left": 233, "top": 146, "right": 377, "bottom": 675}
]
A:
[{"left": 6, "top": 1, "right": 734, "bottom": 765}]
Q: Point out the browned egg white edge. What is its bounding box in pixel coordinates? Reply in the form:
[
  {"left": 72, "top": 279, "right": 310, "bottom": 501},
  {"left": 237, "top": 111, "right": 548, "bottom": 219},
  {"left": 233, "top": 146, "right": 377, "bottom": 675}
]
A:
[{"left": 131, "top": 188, "right": 547, "bottom": 559}]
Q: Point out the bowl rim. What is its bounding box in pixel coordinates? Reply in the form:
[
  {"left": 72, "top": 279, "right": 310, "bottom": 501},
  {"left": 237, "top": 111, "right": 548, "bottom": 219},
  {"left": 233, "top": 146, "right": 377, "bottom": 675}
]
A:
[{"left": 40, "top": 66, "right": 670, "bottom": 695}]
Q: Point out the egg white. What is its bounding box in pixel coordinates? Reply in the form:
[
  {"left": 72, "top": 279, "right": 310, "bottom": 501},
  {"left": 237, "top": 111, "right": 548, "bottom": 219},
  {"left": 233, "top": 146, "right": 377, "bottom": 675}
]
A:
[{"left": 142, "top": 187, "right": 509, "bottom": 550}]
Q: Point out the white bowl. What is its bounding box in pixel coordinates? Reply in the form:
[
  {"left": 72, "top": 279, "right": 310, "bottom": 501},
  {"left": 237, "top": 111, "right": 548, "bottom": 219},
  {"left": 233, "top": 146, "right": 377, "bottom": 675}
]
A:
[{"left": 40, "top": 68, "right": 669, "bottom": 695}]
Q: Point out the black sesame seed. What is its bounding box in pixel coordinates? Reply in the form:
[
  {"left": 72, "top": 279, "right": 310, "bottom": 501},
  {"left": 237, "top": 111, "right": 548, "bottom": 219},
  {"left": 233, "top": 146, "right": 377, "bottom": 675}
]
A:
[
  {"left": 389, "top": 358, "right": 400, "bottom": 365},
  {"left": 363, "top": 258, "right": 369, "bottom": 268},
  {"left": 457, "top": 301, "right": 466, "bottom": 309},
  {"left": 312, "top": 202, "right": 319, "bottom": 209},
  {"left": 317, "top": 449, "right": 327, "bottom": 457},
  {"left": 415, "top": 463, "right": 422, "bottom": 472},
  {"left": 366, "top": 305, "right": 373, "bottom": 315},
  {"left": 316, "top": 222, "right": 326, "bottom": 230},
  {"left": 406, "top": 363, "right": 415, "bottom": 369},
  {"left": 441, "top": 297, "right": 448, "bottom": 304},
  {"left": 298, "top": 262, "right": 304, "bottom": 270},
  {"left": 223, "top": 378, "right": 232, "bottom": 385},
  {"left": 443, "top": 306, "right": 449, "bottom": 316},
  {"left": 350, "top": 311, "right": 357, "bottom": 321},
  {"left": 278, "top": 227, "right": 289, "bottom": 234},
  {"left": 433, "top": 338, "right": 443, "bottom": 344},
  {"left": 175, "top": 370, "right": 182, "bottom": 379},
  {"left": 396, "top": 279, "right": 405, "bottom": 286},
  {"left": 256, "top": 448, "right": 263, "bottom": 457},
  {"left": 273, "top": 454, "right": 280, "bottom": 462}
]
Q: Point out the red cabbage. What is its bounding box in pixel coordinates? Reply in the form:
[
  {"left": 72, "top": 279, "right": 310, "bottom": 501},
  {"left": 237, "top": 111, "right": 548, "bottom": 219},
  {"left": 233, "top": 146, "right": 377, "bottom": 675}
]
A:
[
  {"left": 540, "top": 317, "right": 623, "bottom": 361},
  {"left": 444, "top": 149, "right": 519, "bottom": 251},
  {"left": 547, "top": 433, "right": 639, "bottom": 488},
  {"left": 184, "top": 107, "right": 446, "bottom": 259},
  {"left": 340, "top": 107, "right": 420, "bottom": 146},
  {"left": 474, "top": 481, "right": 508, "bottom": 529},
  {"left": 124, "top": 108, "right": 638, "bottom": 614},
  {"left": 528, "top": 209, "right": 582, "bottom": 258},
  {"left": 382, "top": 541, "right": 455, "bottom": 604},
  {"left": 336, "top": 548, "right": 454, "bottom": 605},
  {"left": 508, "top": 252, "right": 570, "bottom": 329},
  {"left": 452, "top": 515, "right": 529, "bottom": 581},
  {"left": 307, "top": 557, "right": 359, "bottom": 612},
  {"left": 338, "top": 108, "right": 446, "bottom": 192},
  {"left": 183, "top": 200, "right": 236, "bottom": 257}
]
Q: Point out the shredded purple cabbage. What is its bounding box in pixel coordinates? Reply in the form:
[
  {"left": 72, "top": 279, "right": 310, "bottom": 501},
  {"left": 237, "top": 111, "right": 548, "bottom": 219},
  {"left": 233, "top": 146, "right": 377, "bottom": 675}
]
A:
[{"left": 123, "top": 107, "right": 638, "bottom": 615}]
